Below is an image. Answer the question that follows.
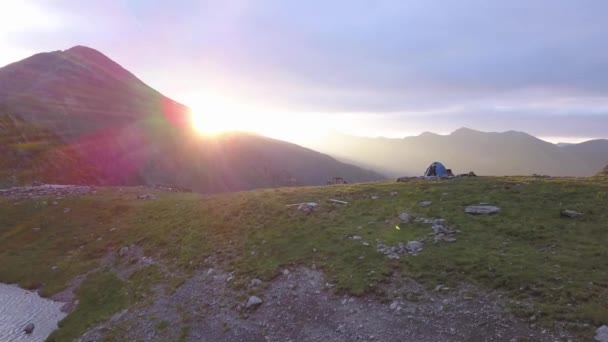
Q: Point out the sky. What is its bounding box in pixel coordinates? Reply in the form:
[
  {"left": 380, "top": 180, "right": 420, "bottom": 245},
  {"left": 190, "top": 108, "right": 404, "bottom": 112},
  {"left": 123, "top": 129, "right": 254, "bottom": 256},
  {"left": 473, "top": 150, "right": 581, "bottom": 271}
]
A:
[{"left": 2, "top": 0, "right": 608, "bottom": 144}]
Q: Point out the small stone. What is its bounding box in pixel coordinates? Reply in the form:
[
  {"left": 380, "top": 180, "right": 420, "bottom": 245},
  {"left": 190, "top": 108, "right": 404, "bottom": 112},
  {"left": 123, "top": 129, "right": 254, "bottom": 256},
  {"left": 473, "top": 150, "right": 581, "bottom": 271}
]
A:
[
  {"left": 560, "top": 210, "right": 583, "bottom": 218},
  {"left": 51, "top": 265, "right": 59, "bottom": 271},
  {"left": 595, "top": 325, "right": 608, "bottom": 342},
  {"left": 118, "top": 246, "right": 129, "bottom": 257},
  {"left": 246, "top": 296, "right": 263, "bottom": 309},
  {"left": 352, "top": 236, "right": 362, "bottom": 240},
  {"left": 52, "top": 201, "right": 59, "bottom": 206},
  {"left": 250, "top": 278, "right": 262, "bottom": 287},
  {"left": 371, "top": 195, "right": 379, "bottom": 200},
  {"left": 283, "top": 269, "right": 290, "bottom": 276},
  {"left": 406, "top": 241, "right": 423, "bottom": 253},
  {"left": 63, "top": 207, "right": 71, "bottom": 213},
  {"left": 419, "top": 201, "right": 432, "bottom": 207},
  {"left": 399, "top": 212, "right": 411, "bottom": 223},
  {"left": 390, "top": 192, "right": 398, "bottom": 196},
  {"left": 24, "top": 323, "right": 35, "bottom": 334},
  {"left": 362, "top": 242, "right": 369, "bottom": 246},
  {"left": 389, "top": 302, "right": 398, "bottom": 310},
  {"left": 434, "top": 284, "right": 449, "bottom": 291}
]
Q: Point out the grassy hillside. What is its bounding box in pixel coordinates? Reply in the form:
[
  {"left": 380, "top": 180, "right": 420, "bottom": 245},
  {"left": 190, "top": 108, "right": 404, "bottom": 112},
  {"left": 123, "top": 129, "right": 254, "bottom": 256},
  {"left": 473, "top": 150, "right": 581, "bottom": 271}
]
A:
[
  {"left": 1, "top": 177, "right": 607, "bottom": 340},
  {"left": 0, "top": 114, "right": 101, "bottom": 187}
]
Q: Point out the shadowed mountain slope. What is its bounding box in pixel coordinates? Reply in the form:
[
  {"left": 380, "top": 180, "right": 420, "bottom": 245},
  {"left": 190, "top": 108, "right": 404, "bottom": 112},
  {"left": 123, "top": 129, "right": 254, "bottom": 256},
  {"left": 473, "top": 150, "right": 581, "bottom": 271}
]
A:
[{"left": 0, "top": 46, "right": 384, "bottom": 191}]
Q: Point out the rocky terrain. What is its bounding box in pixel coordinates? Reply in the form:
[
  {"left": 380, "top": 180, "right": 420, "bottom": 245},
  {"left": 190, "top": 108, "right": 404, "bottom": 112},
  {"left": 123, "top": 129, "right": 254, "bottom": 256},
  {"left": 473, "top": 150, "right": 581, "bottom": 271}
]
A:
[{"left": 0, "top": 176, "right": 606, "bottom": 341}]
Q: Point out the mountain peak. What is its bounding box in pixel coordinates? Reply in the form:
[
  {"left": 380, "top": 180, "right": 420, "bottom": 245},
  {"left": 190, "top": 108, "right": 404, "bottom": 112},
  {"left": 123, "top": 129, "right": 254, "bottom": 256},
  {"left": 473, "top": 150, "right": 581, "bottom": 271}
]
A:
[{"left": 450, "top": 127, "right": 480, "bottom": 135}]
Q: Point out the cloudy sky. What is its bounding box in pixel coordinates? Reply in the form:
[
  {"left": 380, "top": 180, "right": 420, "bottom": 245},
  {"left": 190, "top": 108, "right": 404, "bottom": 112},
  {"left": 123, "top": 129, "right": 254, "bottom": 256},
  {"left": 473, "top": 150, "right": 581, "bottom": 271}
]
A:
[{"left": 2, "top": 0, "right": 608, "bottom": 143}]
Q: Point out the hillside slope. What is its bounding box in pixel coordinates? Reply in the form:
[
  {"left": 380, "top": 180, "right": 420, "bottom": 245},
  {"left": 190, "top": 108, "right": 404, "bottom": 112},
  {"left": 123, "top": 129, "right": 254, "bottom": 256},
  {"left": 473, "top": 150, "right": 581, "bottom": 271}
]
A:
[
  {"left": 0, "top": 47, "right": 384, "bottom": 191},
  {"left": 309, "top": 128, "right": 602, "bottom": 177}
]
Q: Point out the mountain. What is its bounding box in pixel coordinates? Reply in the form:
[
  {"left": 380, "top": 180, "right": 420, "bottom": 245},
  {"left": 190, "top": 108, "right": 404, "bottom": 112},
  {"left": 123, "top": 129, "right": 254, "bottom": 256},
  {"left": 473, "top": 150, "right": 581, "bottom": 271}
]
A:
[
  {"left": 598, "top": 165, "right": 608, "bottom": 177},
  {"left": 0, "top": 46, "right": 384, "bottom": 191},
  {"left": 559, "top": 139, "right": 608, "bottom": 173},
  {"left": 308, "top": 128, "right": 607, "bottom": 177}
]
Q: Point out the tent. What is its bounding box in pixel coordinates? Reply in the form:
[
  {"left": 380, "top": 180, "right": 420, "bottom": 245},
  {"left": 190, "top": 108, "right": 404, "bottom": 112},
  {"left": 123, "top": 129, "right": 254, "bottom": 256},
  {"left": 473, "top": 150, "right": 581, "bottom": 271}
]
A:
[{"left": 424, "top": 162, "right": 448, "bottom": 177}]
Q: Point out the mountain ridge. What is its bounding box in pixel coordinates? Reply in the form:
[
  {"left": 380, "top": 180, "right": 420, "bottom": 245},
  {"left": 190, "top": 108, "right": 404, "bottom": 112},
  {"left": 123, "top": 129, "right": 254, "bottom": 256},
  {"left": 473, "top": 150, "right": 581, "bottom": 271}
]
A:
[
  {"left": 0, "top": 46, "right": 385, "bottom": 191},
  {"left": 309, "top": 128, "right": 608, "bottom": 177}
]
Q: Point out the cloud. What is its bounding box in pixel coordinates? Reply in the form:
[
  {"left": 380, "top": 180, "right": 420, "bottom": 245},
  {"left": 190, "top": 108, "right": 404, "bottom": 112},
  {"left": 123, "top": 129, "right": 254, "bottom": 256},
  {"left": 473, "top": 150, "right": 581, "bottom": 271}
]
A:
[{"left": 2, "top": 0, "right": 608, "bottom": 138}]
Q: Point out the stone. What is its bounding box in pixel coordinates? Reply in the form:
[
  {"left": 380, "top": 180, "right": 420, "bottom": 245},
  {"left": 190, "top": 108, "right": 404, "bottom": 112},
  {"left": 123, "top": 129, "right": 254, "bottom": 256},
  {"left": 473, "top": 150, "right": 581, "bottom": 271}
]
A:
[
  {"left": 297, "top": 202, "right": 318, "bottom": 213},
  {"left": 137, "top": 194, "right": 156, "bottom": 200},
  {"left": 596, "top": 325, "right": 608, "bottom": 342},
  {"left": 406, "top": 241, "right": 423, "bottom": 253},
  {"left": 24, "top": 323, "right": 35, "bottom": 334},
  {"left": 419, "top": 201, "right": 432, "bottom": 207},
  {"left": 465, "top": 205, "right": 500, "bottom": 215},
  {"left": 118, "top": 246, "right": 129, "bottom": 257},
  {"left": 63, "top": 207, "right": 71, "bottom": 213},
  {"left": 399, "top": 212, "right": 411, "bottom": 223},
  {"left": 561, "top": 210, "right": 583, "bottom": 218},
  {"left": 389, "top": 302, "right": 398, "bottom": 310},
  {"left": 246, "top": 296, "right": 263, "bottom": 309},
  {"left": 371, "top": 195, "right": 380, "bottom": 200},
  {"left": 352, "top": 235, "right": 362, "bottom": 240},
  {"left": 250, "top": 278, "right": 262, "bottom": 287},
  {"left": 283, "top": 269, "right": 290, "bottom": 276}
]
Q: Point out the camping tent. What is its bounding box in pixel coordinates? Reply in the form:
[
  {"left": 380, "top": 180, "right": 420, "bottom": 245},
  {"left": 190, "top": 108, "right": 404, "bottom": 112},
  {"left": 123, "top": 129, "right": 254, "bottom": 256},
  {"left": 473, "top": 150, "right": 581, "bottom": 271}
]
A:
[{"left": 424, "top": 162, "right": 448, "bottom": 177}]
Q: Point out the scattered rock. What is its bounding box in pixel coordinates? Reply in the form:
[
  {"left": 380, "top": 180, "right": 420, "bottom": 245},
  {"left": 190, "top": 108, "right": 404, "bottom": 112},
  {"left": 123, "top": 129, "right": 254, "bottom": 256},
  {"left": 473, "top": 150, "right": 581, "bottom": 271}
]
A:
[
  {"left": 246, "top": 296, "right": 263, "bottom": 309},
  {"left": 297, "top": 202, "right": 318, "bottom": 213},
  {"left": 137, "top": 194, "right": 156, "bottom": 200},
  {"left": 419, "top": 201, "right": 432, "bottom": 207},
  {"left": 389, "top": 191, "right": 398, "bottom": 196},
  {"left": 399, "top": 212, "right": 412, "bottom": 223},
  {"left": 63, "top": 207, "right": 71, "bottom": 213},
  {"left": 560, "top": 210, "right": 583, "bottom": 218},
  {"left": 24, "top": 323, "right": 35, "bottom": 334},
  {"left": 596, "top": 325, "right": 608, "bottom": 342},
  {"left": 465, "top": 205, "right": 500, "bottom": 215},
  {"left": 283, "top": 269, "right": 290, "bottom": 276},
  {"left": 52, "top": 201, "right": 59, "bottom": 206},
  {"left": 118, "top": 246, "right": 129, "bottom": 257},
  {"left": 371, "top": 195, "right": 380, "bottom": 200},
  {"left": 434, "top": 284, "right": 449, "bottom": 292},
  {"left": 250, "top": 279, "right": 262, "bottom": 287},
  {"left": 352, "top": 235, "right": 362, "bottom": 240},
  {"left": 406, "top": 241, "right": 423, "bottom": 253},
  {"left": 389, "top": 302, "right": 398, "bottom": 310}
]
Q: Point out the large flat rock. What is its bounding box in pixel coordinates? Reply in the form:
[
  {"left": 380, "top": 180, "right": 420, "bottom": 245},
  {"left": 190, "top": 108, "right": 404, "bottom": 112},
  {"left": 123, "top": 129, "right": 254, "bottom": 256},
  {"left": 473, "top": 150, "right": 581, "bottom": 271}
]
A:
[{"left": 465, "top": 205, "right": 500, "bottom": 215}]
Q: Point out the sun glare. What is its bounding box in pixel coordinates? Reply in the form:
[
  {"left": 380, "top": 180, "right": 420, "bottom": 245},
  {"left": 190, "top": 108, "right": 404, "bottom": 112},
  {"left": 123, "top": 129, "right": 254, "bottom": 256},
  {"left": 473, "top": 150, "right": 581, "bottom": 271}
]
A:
[{"left": 185, "top": 91, "right": 331, "bottom": 145}]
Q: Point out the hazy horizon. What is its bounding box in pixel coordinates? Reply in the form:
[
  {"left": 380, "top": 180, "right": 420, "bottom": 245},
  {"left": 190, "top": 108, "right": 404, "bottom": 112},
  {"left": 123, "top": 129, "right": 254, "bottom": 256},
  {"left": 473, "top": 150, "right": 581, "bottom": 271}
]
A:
[{"left": 2, "top": 0, "right": 608, "bottom": 144}]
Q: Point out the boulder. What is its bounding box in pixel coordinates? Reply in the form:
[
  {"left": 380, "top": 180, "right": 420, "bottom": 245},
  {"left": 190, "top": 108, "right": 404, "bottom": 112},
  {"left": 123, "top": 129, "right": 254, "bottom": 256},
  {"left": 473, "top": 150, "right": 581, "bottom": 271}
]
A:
[
  {"left": 596, "top": 325, "right": 608, "bottom": 342},
  {"left": 245, "top": 296, "right": 263, "bottom": 309},
  {"left": 465, "top": 205, "right": 500, "bottom": 215}
]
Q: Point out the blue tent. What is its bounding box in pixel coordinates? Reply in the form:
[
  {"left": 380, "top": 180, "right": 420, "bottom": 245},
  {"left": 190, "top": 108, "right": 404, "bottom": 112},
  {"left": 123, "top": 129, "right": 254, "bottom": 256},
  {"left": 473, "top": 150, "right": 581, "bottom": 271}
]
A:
[{"left": 424, "top": 162, "right": 447, "bottom": 177}]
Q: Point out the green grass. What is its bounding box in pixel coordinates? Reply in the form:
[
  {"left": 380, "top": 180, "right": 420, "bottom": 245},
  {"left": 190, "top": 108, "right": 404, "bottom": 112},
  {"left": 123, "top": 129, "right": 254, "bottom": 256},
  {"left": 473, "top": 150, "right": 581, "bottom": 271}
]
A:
[{"left": 1, "top": 177, "right": 607, "bottom": 339}]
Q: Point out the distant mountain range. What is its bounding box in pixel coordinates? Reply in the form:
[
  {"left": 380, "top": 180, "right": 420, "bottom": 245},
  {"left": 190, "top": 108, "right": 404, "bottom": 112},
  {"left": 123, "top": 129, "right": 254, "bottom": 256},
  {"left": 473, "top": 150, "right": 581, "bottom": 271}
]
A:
[
  {"left": 0, "top": 46, "right": 384, "bottom": 191},
  {"left": 308, "top": 128, "right": 608, "bottom": 177}
]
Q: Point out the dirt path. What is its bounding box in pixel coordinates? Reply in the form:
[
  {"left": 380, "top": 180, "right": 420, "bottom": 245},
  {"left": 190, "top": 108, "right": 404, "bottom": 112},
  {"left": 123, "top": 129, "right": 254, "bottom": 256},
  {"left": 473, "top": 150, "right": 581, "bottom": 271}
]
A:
[{"left": 78, "top": 267, "right": 569, "bottom": 342}]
